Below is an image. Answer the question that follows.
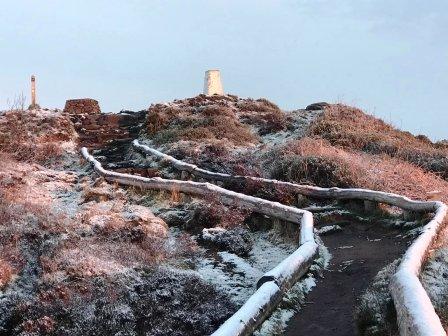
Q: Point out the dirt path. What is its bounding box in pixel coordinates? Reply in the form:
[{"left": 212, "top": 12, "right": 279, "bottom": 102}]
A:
[{"left": 284, "top": 218, "right": 410, "bottom": 336}]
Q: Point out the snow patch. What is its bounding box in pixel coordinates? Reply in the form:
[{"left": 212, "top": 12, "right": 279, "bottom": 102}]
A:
[
  {"left": 196, "top": 231, "right": 296, "bottom": 306},
  {"left": 317, "top": 225, "right": 342, "bottom": 235}
]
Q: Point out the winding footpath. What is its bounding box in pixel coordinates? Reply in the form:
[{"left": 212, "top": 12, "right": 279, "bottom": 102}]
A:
[
  {"left": 285, "top": 217, "right": 410, "bottom": 335},
  {"left": 81, "top": 141, "right": 448, "bottom": 336}
]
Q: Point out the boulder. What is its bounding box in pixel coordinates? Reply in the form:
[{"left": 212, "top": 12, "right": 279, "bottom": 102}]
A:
[
  {"left": 200, "top": 227, "right": 253, "bottom": 256},
  {"left": 305, "top": 102, "right": 330, "bottom": 111}
]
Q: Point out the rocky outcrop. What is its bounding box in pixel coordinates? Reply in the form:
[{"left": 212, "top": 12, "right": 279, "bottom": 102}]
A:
[
  {"left": 305, "top": 102, "right": 330, "bottom": 111},
  {"left": 200, "top": 227, "right": 253, "bottom": 256}
]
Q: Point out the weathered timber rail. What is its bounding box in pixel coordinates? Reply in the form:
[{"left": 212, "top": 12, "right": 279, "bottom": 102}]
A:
[
  {"left": 81, "top": 147, "right": 318, "bottom": 336},
  {"left": 133, "top": 140, "right": 448, "bottom": 336}
]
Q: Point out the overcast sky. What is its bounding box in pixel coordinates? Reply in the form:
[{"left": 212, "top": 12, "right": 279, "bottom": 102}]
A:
[{"left": 1, "top": 0, "right": 447, "bottom": 140}]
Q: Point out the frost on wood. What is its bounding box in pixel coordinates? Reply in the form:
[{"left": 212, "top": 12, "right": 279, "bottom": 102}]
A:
[
  {"left": 210, "top": 282, "right": 283, "bottom": 336},
  {"left": 133, "top": 140, "right": 448, "bottom": 336},
  {"left": 254, "top": 275, "right": 317, "bottom": 335},
  {"left": 82, "top": 147, "right": 318, "bottom": 336}
]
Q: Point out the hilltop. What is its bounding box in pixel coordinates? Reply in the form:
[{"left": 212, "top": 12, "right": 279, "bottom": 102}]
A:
[{"left": 0, "top": 96, "right": 447, "bottom": 335}]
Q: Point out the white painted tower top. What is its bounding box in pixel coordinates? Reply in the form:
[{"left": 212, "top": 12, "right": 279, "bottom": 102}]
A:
[{"left": 203, "top": 70, "right": 224, "bottom": 96}]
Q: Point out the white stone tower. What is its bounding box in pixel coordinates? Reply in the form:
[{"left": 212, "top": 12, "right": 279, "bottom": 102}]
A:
[{"left": 203, "top": 70, "right": 224, "bottom": 96}]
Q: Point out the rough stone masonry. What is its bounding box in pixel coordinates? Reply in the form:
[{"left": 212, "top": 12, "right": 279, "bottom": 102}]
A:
[
  {"left": 65, "top": 98, "right": 145, "bottom": 151},
  {"left": 64, "top": 98, "right": 101, "bottom": 115}
]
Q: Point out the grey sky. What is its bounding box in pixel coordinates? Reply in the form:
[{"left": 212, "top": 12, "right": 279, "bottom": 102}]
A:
[{"left": 1, "top": 0, "right": 447, "bottom": 140}]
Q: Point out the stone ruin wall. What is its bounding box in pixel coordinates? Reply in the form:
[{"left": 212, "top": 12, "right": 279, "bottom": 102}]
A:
[
  {"left": 65, "top": 98, "right": 145, "bottom": 150},
  {"left": 64, "top": 98, "right": 101, "bottom": 115}
]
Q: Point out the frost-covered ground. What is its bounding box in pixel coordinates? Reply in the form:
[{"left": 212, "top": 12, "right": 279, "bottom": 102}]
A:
[
  {"left": 196, "top": 231, "right": 297, "bottom": 305},
  {"left": 259, "top": 109, "right": 322, "bottom": 146},
  {"left": 255, "top": 235, "right": 330, "bottom": 336},
  {"left": 0, "top": 108, "right": 237, "bottom": 335},
  {"left": 95, "top": 95, "right": 448, "bottom": 334},
  {"left": 422, "top": 247, "right": 448, "bottom": 327},
  {"left": 4, "top": 101, "right": 448, "bottom": 334},
  {"left": 140, "top": 195, "right": 333, "bottom": 336},
  {"left": 194, "top": 230, "right": 331, "bottom": 335},
  {"left": 193, "top": 228, "right": 330, "bottom": 335}
]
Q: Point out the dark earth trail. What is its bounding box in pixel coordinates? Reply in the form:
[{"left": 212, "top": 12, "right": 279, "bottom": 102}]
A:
[{"left": 284, "top": 217, "right": 410, "bottom": 336}]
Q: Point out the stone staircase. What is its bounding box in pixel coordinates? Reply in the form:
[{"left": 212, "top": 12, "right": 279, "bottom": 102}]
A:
[{"left": 66, "top": 98, "right": 147, "bottom": 171}]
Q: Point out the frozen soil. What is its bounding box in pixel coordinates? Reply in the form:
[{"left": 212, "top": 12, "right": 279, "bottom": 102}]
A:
[
  {"left": 284, "top": 210, "right": 413, "bottom": 336},
  {"left": 147, "top": 199, "right": 316, "bottom": 308}
]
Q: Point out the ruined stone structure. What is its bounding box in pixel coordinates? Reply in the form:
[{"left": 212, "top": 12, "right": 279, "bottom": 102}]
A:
[
  {"left": 65, "top": 98, "right": 145, "bottom": 155},
  {"left": 64, "top": 98, "right": 101, "bottom": 115},
  {"left": 72, "top": 111, "right": 145, "bottom": 149},
  {"left": 203, "top": 70, "right": 224, "bottom": 96}
]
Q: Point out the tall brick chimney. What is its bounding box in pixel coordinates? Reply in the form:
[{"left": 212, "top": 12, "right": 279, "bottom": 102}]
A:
[{"left": 203, "top": 70, "right": 224, "bottom": 96}]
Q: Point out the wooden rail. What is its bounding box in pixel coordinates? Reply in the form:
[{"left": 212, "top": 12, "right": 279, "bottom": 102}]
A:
[
  {"left": 133, "top": 140, "right": 448, "bottom": 336},
  {"left": 82, "top": 147, "right": 318, "bottom": 336}
]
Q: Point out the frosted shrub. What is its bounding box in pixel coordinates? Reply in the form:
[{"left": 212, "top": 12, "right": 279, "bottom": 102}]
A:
[
  {"left": 421, "top": 247, "right": 448, "bottom": 325},
  {"left": 355, "top": 260, "right": 399, "bottom": 336}
]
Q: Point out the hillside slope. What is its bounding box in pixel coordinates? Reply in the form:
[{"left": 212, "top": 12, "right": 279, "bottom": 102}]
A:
[
  {"left": 1, "top": 98, "right": 447, "bottom": 335},
  {"left": 138, "top": 95, "right": 448, "bottom": 334},
  {"left": 0, "top": 109, "right": 234, "bottom": 335},
  {"left": 140, "top": 96, "right": 448, "bottom": 204}
]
